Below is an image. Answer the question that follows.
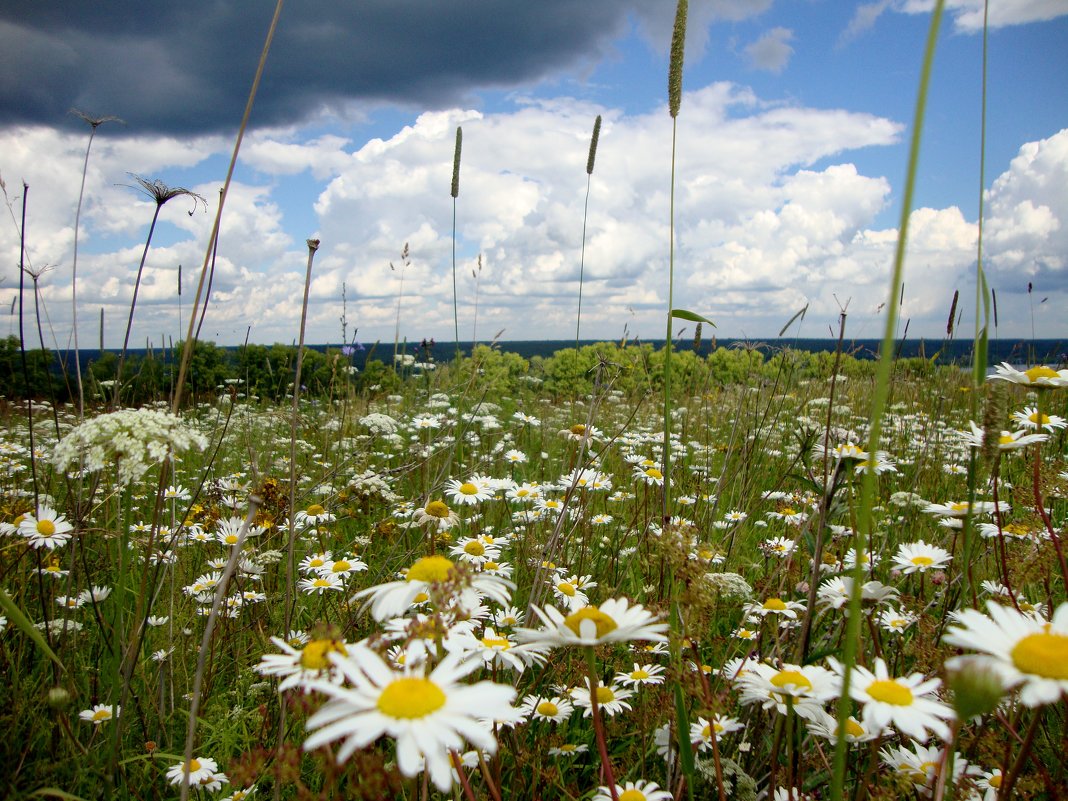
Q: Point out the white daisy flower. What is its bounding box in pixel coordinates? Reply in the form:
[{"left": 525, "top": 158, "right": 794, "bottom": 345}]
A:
[
  {"left": 301, "top": 644, "right": 517, "bottom": 792},
  {"left": 514, "top": 598, "right": 668, "bottom": 648},
  {"left": 831, "top": 656, "right": 954, "bottom": 741},
  {"left": 519, "top": 694, "right": 574, "bottom": 723},
  {"left": 944, "top": 600, "right": 1068, "bottom": 707},
  {"left": 78, "top": 704, "right": 119, "bottom": 725}
]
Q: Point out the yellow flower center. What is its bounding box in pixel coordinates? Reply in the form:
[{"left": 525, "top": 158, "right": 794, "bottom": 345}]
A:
[
  {"left": 484, "top": 561, "right": 500, "bottom": 571},
  {"left": 866, "top": 679, "right": 913, "bottom": 705},
  {"left": 1024, "top": 366, "right": 1059, "bottom": 381},
  {"left": 331, "top": 560, "right": 351, "bottom": 572},
  {"left": 459, "top": 482, "right": 479, "bottom": 496},
  {"left": 536, "top": 701, "right": 559, "bottom": 716},
  {"left": 1028, "top": 412, "right": 1050, "bottom": 425},
  {"left": 770, "top": 670, "right": 812, "bottom": 692},
  {"left": 300, "top": 639, "right": 347, "bottom": 670},
  {"left": 569, "top": 424, "right": 587, "bottom": 436},
  {"left": 308, "top": 557, "right": 325, "bottom": 568},
  {"left": 781, "top": 507, "right": 797, "bottom": 516},
  {"left": 1004, "top": 523, "right": 1030, "bottom": 536},
  {"left": 424, "top": 500, "right": 451, "bottom": 519},
  {"left": 644, "top": 468, "right": 663, "bottom": 480},
  {"left": 564, "top": 606, "right": 618, "bottom": 639},
  {"left": 595, "top": 686, "right": 615, "bottom": 704},
  {"left": 189, "top": 758, "right": 201, "bottom": 772},
  {"left": 92, "top": 708, "right": 111, "bottom": 721},
  {"left": 306, "top": 504, "right": 325, "bottom": 516},
  {"left": 630, "top": 669, "right": 650, "bottom": 680},
  {"left": 1010, "top": 629, "right": 1068, "bottom": 679},
  {"left": 845, "top": 718, "right": 865, "bottom": 738},
  {"left": 911, "top": 555, "right": 934, "bottom": 566},
  {"left": 464, "top": 541, "right": 486, "bottom": 556},
  {"left": 701, "top": 722, "right": 724, "bottom": 738},
  {"left": 37, "top": 520, "right": 56, "bottom": 536},
  {"left": 376, "top": 677, "right": 446, "bottom": 719},
  {"left": 481, "top": 636, "right": 510, "bottom": 649},
  {"left": 406, "top": 555, "right": 455, "bottom": 583},
  {"left": 412, "top": 592, "right": 429, "bottom": 604},
  {"left": 950, "top": 502, "right": 969, "bottom": 512},
  {"left": 763, "top": 598, "right": 788, "bottom": 611},
  {"left": 224, "top": 534, "right": 239, "bottom": 544},
  {"left": 618, "top": 791, "right": 646, "bottom": 801},
  {"left": 989, "top": 773, "right": 1002, "bottom": 788},
  {"left": 557, "top": 582, "right": 576, "bottom": 597},
  {"left": 998, "top": 434, "right": 1016, "bottom": 446},
  {"left": 559, "top": 744, "right": 577, "bottom": 752}
]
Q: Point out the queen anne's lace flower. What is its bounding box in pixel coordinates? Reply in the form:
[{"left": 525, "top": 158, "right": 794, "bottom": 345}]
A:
[{"left": 53, "top": 409, "right": 208, "bottom": 487}]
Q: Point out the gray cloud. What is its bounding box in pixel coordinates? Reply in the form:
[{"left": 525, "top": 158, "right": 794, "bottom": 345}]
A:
[{"left": 0, "top": 1, "right": 765, "bottom": 135}]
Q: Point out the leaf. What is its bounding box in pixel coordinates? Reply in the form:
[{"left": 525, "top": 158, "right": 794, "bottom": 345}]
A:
[
  {"left": 0, "top": 588, "right": 65, "bottom": 671},
  {"left": 671, "top": 309, "right": 716, "bottom": 327},
  {"left": 29, "top": 789, "right": 91, "bottom": 800}
]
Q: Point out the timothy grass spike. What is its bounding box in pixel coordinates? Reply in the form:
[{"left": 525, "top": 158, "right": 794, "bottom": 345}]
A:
[{"left": 668, "top": 0, "right": 688, "bottom": 119}]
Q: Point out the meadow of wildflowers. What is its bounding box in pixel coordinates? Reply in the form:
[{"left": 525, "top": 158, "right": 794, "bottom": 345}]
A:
[
  {"left": 1, "top": 2, "right": 1064, "bottom": 797},
  {"left": 0, "top": 344, "right": 1065, "bottom": 800}
]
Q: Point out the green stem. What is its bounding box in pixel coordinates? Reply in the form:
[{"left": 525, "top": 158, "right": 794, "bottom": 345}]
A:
[{"left": 830, "top": 3, "right": 945, "bottom": 799}]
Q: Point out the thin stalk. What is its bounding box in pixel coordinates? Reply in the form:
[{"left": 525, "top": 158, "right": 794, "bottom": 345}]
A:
[
  {"left": 576, "top": 115, "right": 601, "bottom": 348},
  {"left": 451, "top": 126, "right": 463, "bottom": 363},
  {"left": 172, "top": 0, "right": 286, "bottom": 412},
  {"left": 830, "top": 3, "right": 945, "bottom": 799}
]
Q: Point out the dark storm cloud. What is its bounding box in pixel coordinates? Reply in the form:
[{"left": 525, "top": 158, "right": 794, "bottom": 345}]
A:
[{"left": 0, "top": 1, "right": 644, "bottom": 133}]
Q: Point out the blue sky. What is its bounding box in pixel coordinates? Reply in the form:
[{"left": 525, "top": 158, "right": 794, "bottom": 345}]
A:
[{"left": 1, "top": 0, "right": 1066, "bottom": 348}]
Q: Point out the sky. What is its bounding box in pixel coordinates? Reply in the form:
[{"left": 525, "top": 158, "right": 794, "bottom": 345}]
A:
[{"left": 1, "top": 0, "right": 1066, "bottom": 350}]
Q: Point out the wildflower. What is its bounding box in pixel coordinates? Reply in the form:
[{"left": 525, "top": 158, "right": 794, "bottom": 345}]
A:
[
  {"left": 1012, "top": 406, "right": 1067, "bottom": 432},
  {"left": 558, "top": 423, "right": 602, "bottom": 443},
  {"left": 805, "top": 709, "right": 880, "bottom": 745},
  {"left": 445, "top": 626, "right": 547, "bottom": 673},
  {"left": 592, "top": 780, "right": 672, "bottom": 801},
  {"left": 519, "top": 694, "right": 574, "bottom": 723},
  {"left": 634, "top": 465, "right": 665, "bottom": 486},
  {"left": 817, "top": 577, "right": 899, "bottom": 611},
  {"left": 569, "top": 679, "right": 633, "bottom": 717},
  {"left": 988, "top": 362, "right": 1068, "bottom": 388},
  {"left": 53, "top": 408, "right": 208, "bottom": 487},
  {"left": 299, "top": 574, "right": 344, "bottom": 595},
  {"left": 413, "top": 499, "right": 460, "bottom": 531},
  {"left": 975, "top": 768, "right": 1004, "bottom": 801},
  {"left": 615, "top": 663, "right": 666, "bottom": 687},
  {"left": 18, "top": 506, "right": 74, "bottom": 550},
  {"left": 257, "top": 634, "right": 349, "bottom": 690},
  {"left": 879, "top": 742, "right": 979, "bottom": 797},
  {"left": 515, "top": 598, "right": 668, "bottom": 648},
  {"left": 737, "top": 662, "right": 838, "bottom": 720},
  {"left": 879, "top": 607, "right": 917, "bottom": 634},
  {"left": 689, "top": 715, "right": 743, "bottom": 750},
  {"left": 548, "top": 743, "right": 587, "bottom": 757},
  {"left": 297, "top": 503, "right": 335, "bottom": 527},
  {"left": 742, "top": 597, "right": 807, "bottom": 621},
  {"left": 944, "top": 600, "right": 1068, "bottom": 707},
  {"left": 353, "top": 555, "right": 513, "bottom": 622},
  {"left": 301, "top": 644, "right": 517, "bottom": 792},
  {"left": 445, "top": 478, "right": 493, "bottom": 506},
  {"left": 318, "top": 555, "right": 368, "bottom": 580},
  {"left": 831, "top": 657, "right": 954, "bottom": 741},
  {"left": 892, "top": 541, "right": 952, "bottom": 574},
  {"left": 166, "top": 756, "right": 222, "bottom": 787},
  {"left": 79, "top": 704, "right": 119, "bottom": 725},
  {"left": 761, "top": 536, "right": 796, "bottom": 558}
]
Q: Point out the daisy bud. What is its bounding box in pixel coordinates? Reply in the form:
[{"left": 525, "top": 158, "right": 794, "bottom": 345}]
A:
[
  {"left": 946, "top": 656, "right": 1005, "bottom": 720},
  {"left": 930, "top": 571, "right": 946, "bottom": 586},
  {"left": 47, "top": 686, "right": 71, "bottom": 709}
]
